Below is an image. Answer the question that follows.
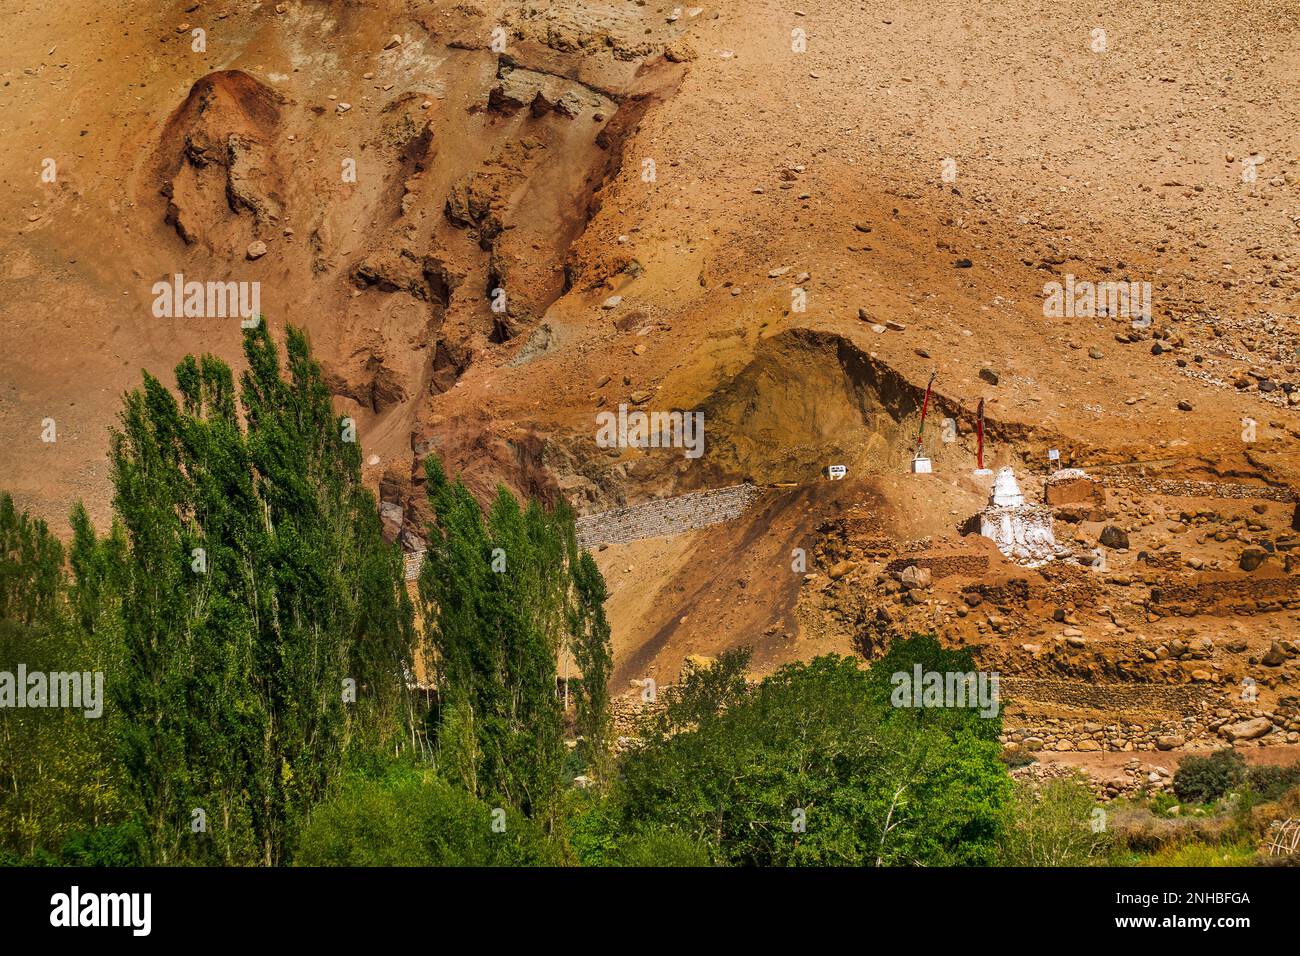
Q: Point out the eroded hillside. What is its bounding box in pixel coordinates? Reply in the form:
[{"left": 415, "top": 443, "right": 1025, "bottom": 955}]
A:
[{"left": 2, "top": 0, "right": 1299, "bottom": 784}]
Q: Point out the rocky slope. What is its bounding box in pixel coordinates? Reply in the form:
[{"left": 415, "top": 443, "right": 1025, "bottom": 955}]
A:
[{"left": 1, "top": 0, "right": 1298, "bottom": 775}]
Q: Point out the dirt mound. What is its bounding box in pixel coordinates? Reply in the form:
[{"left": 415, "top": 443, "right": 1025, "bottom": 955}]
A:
[{"left": 152, "top": 70, "right": 286, "bottom": 250}]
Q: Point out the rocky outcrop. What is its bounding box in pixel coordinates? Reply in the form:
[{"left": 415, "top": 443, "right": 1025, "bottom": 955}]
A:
[{"left": 154, "top": 71, "right": 286, "bottom": 249}]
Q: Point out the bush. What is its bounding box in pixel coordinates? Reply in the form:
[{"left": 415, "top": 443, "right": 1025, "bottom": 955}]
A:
[
  {"left": 58, "top": 822, "right": 145, "bottom": 867},
  {"left": 1000, "top": 776, "right": 1111, "bottom": 866},
  {"left": 608, "top": 828, "right": 714, "bottom": 867},
  {"left": 295, "top": 765, "right": 561, "bottom": 866},
  {"left": 614, "top": 639, "right": 1011, "bottom": 866},
  {"left": 1246, "top": 764, "right": 1300, "bottom": 802},
  {"left": 1173, "top": 749, "right": 1246, "bottom": 804}
]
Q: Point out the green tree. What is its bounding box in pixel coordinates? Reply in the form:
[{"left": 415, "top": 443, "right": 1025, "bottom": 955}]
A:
[
  {"left": 417, "top": 457, "right": 611, "bottom": 824},
  {"left": 109, "top": 322, "right": 416, "bottom": 864},
  {"left": 0, "top": 495, "right": 126, "bottom": 859},
  {"left": 614, "top": 637, "right": 1010, "bottom": 866},
  {"left": 294, "top": 764, "right": 560, "bottom": 866}
]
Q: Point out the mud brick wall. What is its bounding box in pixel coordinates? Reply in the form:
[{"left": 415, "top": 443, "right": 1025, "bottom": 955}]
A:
[
  {"left": 887, "top": 554, "right": 989, "bottom": 579},
  {"left": 574, "top": 483, "right": 760, "bottom": 548},
  {"left": 1101, "top": 476, "right": 1296, "bottom": 503},
  {"left": 1149, "top": 576, "right": 1300, "bottom": 615}
]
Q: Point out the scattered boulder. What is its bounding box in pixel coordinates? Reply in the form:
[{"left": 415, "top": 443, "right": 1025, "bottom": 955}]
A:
[
  {"left": 1099, "top": 525, "right": 1129, "bottom": 549},
  {"left": 1262, "top": 641, "right": 1289, "bottom": 666},
  {"left": 1219, "top": 717, "right": 1272, "bottom": 742},
  {"left": 1239, "top": 548, "right": 1267, "bottom": 571},
  {"left": 899, "top": 566, "right": 932, "bottom": 590}
]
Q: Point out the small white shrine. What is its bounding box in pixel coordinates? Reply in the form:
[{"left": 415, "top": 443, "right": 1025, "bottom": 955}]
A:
[{"left": 978, "top": 467, "right": 1057, "bottom": 567}]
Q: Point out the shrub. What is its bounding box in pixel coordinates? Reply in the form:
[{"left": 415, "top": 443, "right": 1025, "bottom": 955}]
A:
[
  {"left": 58, "top": 822, "right": 145, "bottom": 867},
  {"left": 1246, "top": 764, "right": 1300, "bottom": 803},
  {"left": 1173, "top": 749, "right": 1246, "bottom": 804},
  {"left": 295, "top": 765, "right": 560, "bottom": 867},
  {"left": 609, "top": 828, "right": 715, "bottom": 867},
  {"left": 615, "top": 638, "right": 1011, "bottom": 866},
  {"left": 1000, "top": 775, "right": 1111, "bottom": 866}
]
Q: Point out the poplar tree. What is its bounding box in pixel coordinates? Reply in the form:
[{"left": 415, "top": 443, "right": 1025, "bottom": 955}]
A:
[
  {"left": 569, "top": 550, "right": 614, "bottom": 784},
  {"left": 110, "top": 322, "right": 415, "bottom": 864},
  {"left": 417, "top": 458, "right": 612, "bottom": 822}
]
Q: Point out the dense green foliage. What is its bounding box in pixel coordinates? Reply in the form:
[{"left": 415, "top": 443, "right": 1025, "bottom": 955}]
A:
[
  {"left": 1245, "top": 763, "right": 1300, "bottom": 802},
  {"left": 294, "top": 764, "right": 559, "bottom": 866},
  {"left": 606, "top": 639, "right": 1010, "bottom": 866},
  {"left": 1173, "top": 749, "right": 1247, "bottom": 804},
  {"left": 416, "top": 458, "right": 614, "bottom": 824},
  {"left": 106, "top": 323, "right": 416, "bottom": 864},
  {"left": 0, "top": 496, "right": 126, "bottom": 858},
  {"left": 0, "top": 325, "right": 419, "bottom": 866}
]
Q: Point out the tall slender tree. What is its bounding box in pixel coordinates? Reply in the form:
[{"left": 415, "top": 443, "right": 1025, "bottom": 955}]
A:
[
  {"left": 110, "top": 321, "right": 415, "bottom": 864},
  {"left": 569, "top": 550, "right": 614, "bottom": 784},
  {"left": 417, "top": 457, "right": 612, "bottom": 821}
]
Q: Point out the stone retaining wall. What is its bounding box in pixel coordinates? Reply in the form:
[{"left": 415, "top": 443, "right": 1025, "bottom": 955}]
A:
[
  {"left": 1149, "top": 577, "right": 1300, "bottom": 615},
  {"left": 573, "top": 483, "right": 760, "bottom": 548},
  {"left": 1001, "top": 677, "right": 1217, "bottom": 715},
  {"left": 886, "top": 554, "right": 989, "bottom": 579},
  {"left": 1101, "top": 476, "right": 1296, "bottom": 503},
  {"left": 403, "top": 483, "right": 761, "bottom": 579}
]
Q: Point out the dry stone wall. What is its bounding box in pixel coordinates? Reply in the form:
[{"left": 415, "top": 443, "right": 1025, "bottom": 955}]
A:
[
  {"left": 574, "top": 483, "right": 760, "bottom": 548},
  {"left": 1149, "top": 576, "right": 1300, "bottom": 615},
  {"left": 403, "top": 483, "right": 761, "bottom": 579},
  {"left": 1100, "top": 476, "right": 1296, "bottom": 503},
  {"left": 886, "top": 554, "right": 989, "bottom": 579},
  {"left": 1002, "top": 677, "right": 1217, "bottom": 715}
]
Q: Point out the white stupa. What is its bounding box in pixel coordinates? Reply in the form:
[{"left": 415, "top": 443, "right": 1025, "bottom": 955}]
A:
[
  {"left": 979, "top": 467, "right": 1057, "bottom": 567},
  {"left": 990, "top": 468, "right": 1025, "bottom": 506}
]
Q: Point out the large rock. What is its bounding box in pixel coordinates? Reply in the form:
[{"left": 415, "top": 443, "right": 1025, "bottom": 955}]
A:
[
  {"left": 1220, "top": 717, "right": 1273, "bottom": 741},
  {"left": 1239, "top": 548, "right": 1267, "bottom": 572},
  {"left": 899, "top": 565, "right": 932, "bottom": 589},
  {"left": 488, "top": 70, "right": 546, "bottom": 113},
  {"left": 1045, "top": 468, "right": 1105, "bottom": 506},
  {"left": 1099, "top": 525, "right": 1129, "bottom": 549},
  {"left": 1262, "top": 641, "right": 1289, "bottom": 666}
]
